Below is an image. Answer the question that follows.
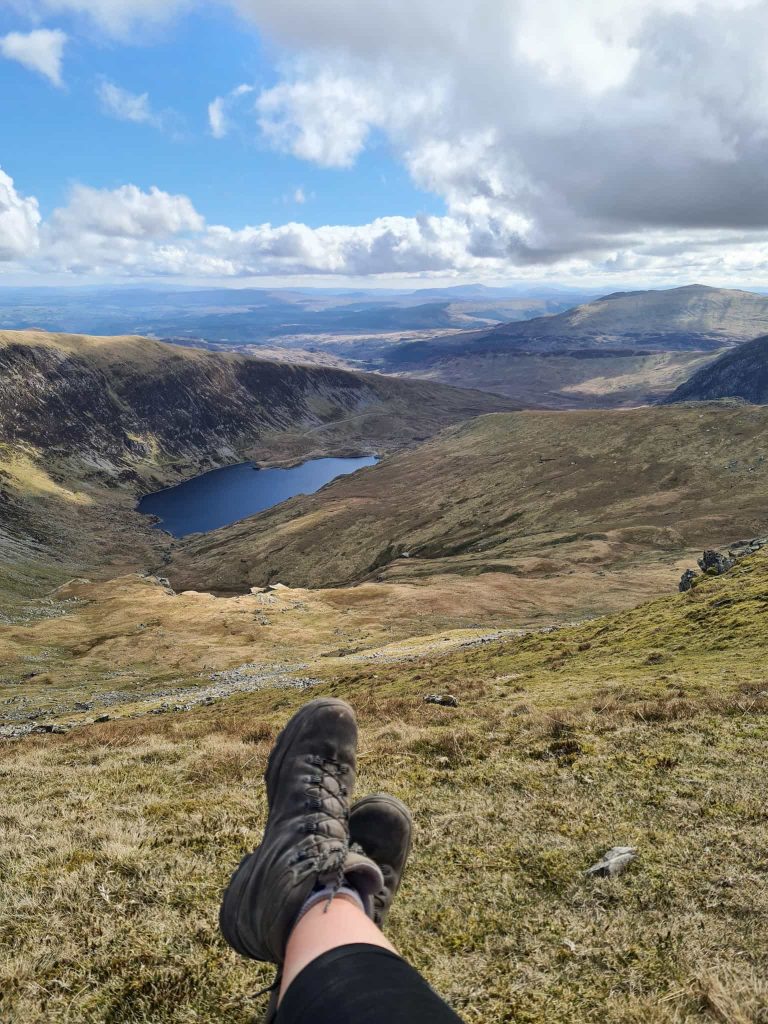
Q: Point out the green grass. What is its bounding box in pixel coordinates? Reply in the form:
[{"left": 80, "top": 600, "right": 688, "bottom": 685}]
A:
[{"left": 2, "top": 555, "right": 767, "bottom": 1023}]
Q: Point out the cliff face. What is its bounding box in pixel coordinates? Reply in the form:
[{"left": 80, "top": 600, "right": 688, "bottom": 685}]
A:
[
  {"left": 664, "top": 334, "right": 768, "bottom": 405},
  {"left": 0, "top": 330, "right": 514, "bottom": 475}
]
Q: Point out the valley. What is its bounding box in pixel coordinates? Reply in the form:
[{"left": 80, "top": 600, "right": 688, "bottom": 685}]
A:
[{"left": 0, "top": 328, "right": 513, "bottom": 609}]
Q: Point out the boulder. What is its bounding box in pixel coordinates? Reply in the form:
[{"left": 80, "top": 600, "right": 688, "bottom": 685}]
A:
[
  {"left": 679, "top": 568, "right": 699, "bottom": 592},
  {"left": 698, "top": 549, "right": 736, "bottom": 575},
  {"left": 424, "top": 694, "right": 459, "bottom": 708}
]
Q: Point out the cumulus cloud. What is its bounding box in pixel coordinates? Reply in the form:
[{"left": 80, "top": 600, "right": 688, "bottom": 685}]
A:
[
  {"left": 49, "top": 184, "right": 204, "bottom": 242},
  {"left": 0, "top": 168, "right": 41, "bottom": 261},
  {"left": 232, "top": 0, "right": 768, "bottom": 270},
  {"left": 12, "top": 0, "right": 768, "bottom": 281},
  {"left": 256, "top": 72, "right": 383, "bottom": 168},
  {"left": 97, "top": 79, "right": 160, "bottom": 126},
  {"left": 0, "top": 28, "right": 66, "bottom": 86}
]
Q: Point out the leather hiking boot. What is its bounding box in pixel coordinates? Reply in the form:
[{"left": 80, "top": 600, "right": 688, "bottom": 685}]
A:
[
  {"left": 350, "top": 793, "right": 413, "bottom": 928},
  {"left": 219, "top": 698, "right": 382, "bottom": 965}
]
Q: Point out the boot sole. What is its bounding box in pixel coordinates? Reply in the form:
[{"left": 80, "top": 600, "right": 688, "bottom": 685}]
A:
[{"left": 219, "top": 698, "right": 355, "bottom": 959}]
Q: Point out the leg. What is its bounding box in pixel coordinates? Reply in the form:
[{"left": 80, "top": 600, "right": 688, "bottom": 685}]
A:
[
  {"left": 279, "top": 894, "right": 397, "bottom": 999},
  {"left": 276, "top": 902, "right": 464, "bottom": 1023},
  {"left": 219, "top": 701, "right": 464, "bottom": 1022}
]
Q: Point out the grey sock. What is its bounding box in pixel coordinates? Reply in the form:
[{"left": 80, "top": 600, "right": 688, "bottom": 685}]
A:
[{"left": 294, "top": 883, "right": 367, "bottom": 926}]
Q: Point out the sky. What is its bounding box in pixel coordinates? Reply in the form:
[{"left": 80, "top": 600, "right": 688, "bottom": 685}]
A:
[{"left": 3, "top": 0, "right": 768, "bottom": 289}]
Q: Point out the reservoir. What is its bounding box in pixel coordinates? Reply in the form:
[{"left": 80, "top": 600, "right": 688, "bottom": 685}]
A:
[{"left": 138, "top": 456, "right": 378, "bottom": 538}]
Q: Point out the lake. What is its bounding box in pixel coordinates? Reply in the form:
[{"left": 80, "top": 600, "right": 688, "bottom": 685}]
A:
[{"left": 138, "top": 456, "right": 378, "bottom": 538}]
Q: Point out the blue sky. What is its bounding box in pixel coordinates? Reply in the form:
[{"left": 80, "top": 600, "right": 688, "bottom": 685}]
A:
[
  {"left": 0, "top": 6, "right": 441, "bottom": 229},
  {"left": 2, "top": 1, "right": 768, "bottom": 287}
]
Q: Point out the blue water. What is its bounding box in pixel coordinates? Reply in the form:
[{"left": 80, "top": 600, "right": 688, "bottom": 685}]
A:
[{"left": 138, "top": 456, "right": 378, "bottom": 538}]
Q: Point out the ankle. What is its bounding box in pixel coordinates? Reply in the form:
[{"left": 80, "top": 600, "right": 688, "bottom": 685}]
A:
[{"left": 295, "top": 884, "right": 367, "bottom": 927}]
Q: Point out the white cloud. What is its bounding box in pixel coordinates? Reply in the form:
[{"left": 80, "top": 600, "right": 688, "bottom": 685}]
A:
[
  {"left": 207, "top": 83, "right": 254, "bottom": 139},
  {"left": 97, "top": 79, "right": 159, "bottom": 126},
  {"left": 208, "top": 97, "right": 227, "bottom": 138},
  {"left": 232, "top": 0, "right": 768, "bottom": 270},
  {"left": 293, "top": 187, "right": 306, "bottom": 204},
  {"left": 13, "top": 0, "right": 768, "bottom": 283},
  {"left": 49, "top": 184, "right": 204, "bottom": 242},
  {"left": 21, "top": 0, "right": 189, "bottom": 37},
  {"left": 0, "top": 169, "right": 41, "bottom": 261},
  {"left": 256, "top": 72, "right": 382, "bottom": 168},
  {"left": 0, "top": 29, "right": 66, "bottom": 87}
]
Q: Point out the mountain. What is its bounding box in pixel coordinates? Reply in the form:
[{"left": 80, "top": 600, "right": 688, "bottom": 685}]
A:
[
  {"left": 0, "top": 329, "right": 514, "bottom": 606},
  {"left": 665, "top": 333, "right": 768, "bottom": 404},
  {"left": 167, "top": 404, "right": 768, "bottom": 598},
  {"left": 384, "top": 285, "right": 768, "bottom": 407}
]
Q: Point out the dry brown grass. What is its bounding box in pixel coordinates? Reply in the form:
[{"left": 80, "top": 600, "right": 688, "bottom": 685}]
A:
[{"left": 3, "top": 555, "right": 768, "bottom": 1022}]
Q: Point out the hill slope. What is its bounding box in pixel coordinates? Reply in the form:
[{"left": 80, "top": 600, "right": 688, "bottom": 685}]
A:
[
  {"left": 167, "top": 405, "right": 768, "bottom": 596},
  {"left": 665, "top": 334, "right": 768, "bottom": 404},
  {"left": 384, "top": 285, "right": 768, "bottom": 407},
  {"left": 0, "top": 330, "right": 514, "bottom": 605},
  {"left": 0, "top": 329, "right": 514, "bottom": 472}
]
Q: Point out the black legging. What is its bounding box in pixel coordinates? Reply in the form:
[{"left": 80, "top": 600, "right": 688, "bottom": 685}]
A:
[{"left": 276, "top": 943, "right": 465, "bottom": 1023}]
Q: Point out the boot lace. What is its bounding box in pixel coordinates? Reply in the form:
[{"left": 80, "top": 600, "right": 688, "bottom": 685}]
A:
[{"left": 289, "top": 754, "right": 351, "bottom": 905}]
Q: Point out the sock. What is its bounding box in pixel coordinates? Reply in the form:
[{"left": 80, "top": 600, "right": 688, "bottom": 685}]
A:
[{"left": 295, "top": 882, "right": 368, "bottom": 927}]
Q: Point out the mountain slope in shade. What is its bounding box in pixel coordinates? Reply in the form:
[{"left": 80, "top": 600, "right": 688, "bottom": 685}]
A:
[
  {"left": 0, "top": 329, "right": 515, "bottom": 471},
  {"left": 664, "top": 334, "right": 768, "bottom": 404}
]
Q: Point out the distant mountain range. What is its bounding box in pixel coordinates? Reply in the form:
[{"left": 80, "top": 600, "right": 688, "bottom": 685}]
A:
[
  {"left": 0, "top": 284, "right": 590, "bottom": 354},
  {"left": 6, "top": 283, "right": 768, "bottom": 409},
  {"left": 384, "top": 285, "right": 768, "bottom": 407},
  {"left": 665, "top": 333, "right": 768, "bottom": 404}
]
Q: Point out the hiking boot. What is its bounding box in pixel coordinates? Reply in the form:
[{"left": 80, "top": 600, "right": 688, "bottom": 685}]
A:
[
  {"left": 350, "top": 793, "right": 413, "bottom": 928},
  {"left": 258, "top": 793, "right": 414, "bottom": 1024},
  {"left": 218, "top": 698, "right": 383, "bottom": 965}
]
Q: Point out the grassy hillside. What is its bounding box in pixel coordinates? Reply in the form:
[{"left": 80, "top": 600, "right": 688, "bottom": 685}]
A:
[
  {"left": 168, "top": 405, "right": 768, "bottom": 594},
  {"left": 666, "top": 335, "right": 768, "bottom": 405},
  {"left": 401, "top": 349, "right": 719, "bottom": 408},
  {"left": 3, "top": 551, "right": 766, "bottom": 1023},
  {"left": 0, "top": 330, "right": 513, "bottom": 608}
]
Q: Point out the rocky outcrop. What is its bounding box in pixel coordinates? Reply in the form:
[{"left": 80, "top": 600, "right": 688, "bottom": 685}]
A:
[
  {"left": 679, "top": 568, "right": 699, "bottom": 592},
  {"left": 698, "top": 550, "right": 737, "bottom": 575},
  {"left": 679, "top": 537, "right": 767, "bottom": 591}
]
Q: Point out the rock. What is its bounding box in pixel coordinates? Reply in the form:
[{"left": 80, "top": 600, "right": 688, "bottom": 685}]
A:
[
  {"left": 32, "top": 723, "right": 68, "bottom": 735},
  {"left": 698, "top": 550, "right": 736, "bottom": 575},
  {"left": 679, "top": 568, "right": 699, "bottom": 592},
  {"left": 424, "top": 694, "right": 459, "bottom": 707},
  {"left": 585, "top": 846, "right": 638, "bottom": 878},
  {"left": 94, "top": 714, "right": 111, "bottom": 723}
]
